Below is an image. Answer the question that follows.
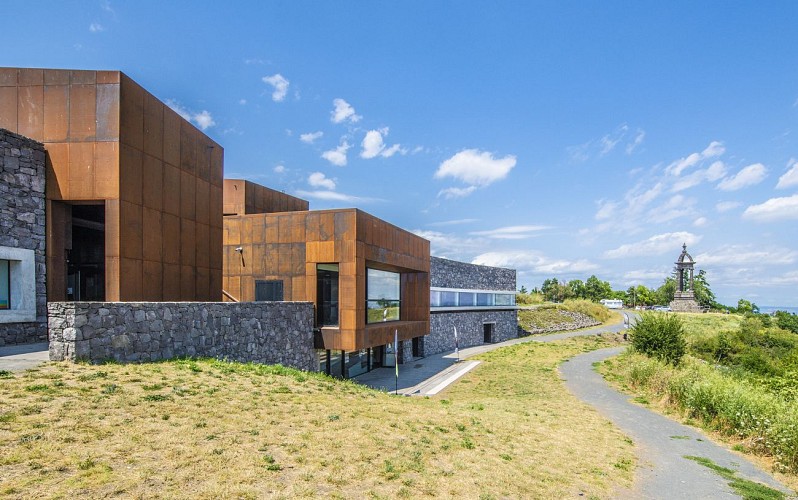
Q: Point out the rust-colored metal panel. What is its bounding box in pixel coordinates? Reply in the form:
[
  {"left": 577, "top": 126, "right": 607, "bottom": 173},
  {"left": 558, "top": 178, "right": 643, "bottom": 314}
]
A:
[
  {"left": 195, "top": 222, "right": 210, "bottom": 269},
  {"left": 70, "top": 70, "right": 96, "bottom": 85},
  {"left": 96, "top": 71, "right": 120, "bottom": 84},
  {"left": 142, "top": 154, "right": 163, "bottom": 210},
  {"left": 96, "top": 83, "right": 120, "bottom": 141},
  {"left": 180, "top": 170, "right": 196, "bottom": 220},
  {"left": 162, "top": 263, "right": 181, "bottom": 300},
  {"left": 93, "top": 141, "right": 119, "bottom": 199},
  {"left": 223, "top": 179, "right": 244, "bottom": 215},
  {"left": 119, "top": 257, "right": 143, "bottom": 301},
  {"left": 161, "top": 212, "right": 181, "bottom": 264},
  {"left": 210, "top": 184, "right": 223, "bottom": 228},
  {"left": 119, "top": 143, "right": 142, "bottom": 204},
  {"left": 68, "top": 142, "right": 94, "bottom": 199},
  {"left": 43, "top": 85, "right": 68, "bottom": 142},
  {"left": 44, "top": 70, "right": 69, "bottom": 86},
  {"left": 0, "top": 87, "right": 17, "bottom": 131},
  {"left": 240, "top": 216, "right": 253, "bottom": 245},
  {"left": 180, "top": 265, "right": 196, "bottom": 299},
  {"left": 163, "top": 107, "right": 181, "bottom": 167},
  {"left": 319, "top": 212, "right": 334, "bottom": 240},
  {"left": 19, "top": 68, "right": 44, "bottom": 86},
  {"left": 143, "top": 260, "right": 163, "bottom": 301},
  {"left": 105, "top": 256, "right": 120, "bottom": 301},
  {"left": 209, "top": 265, "right": 222, "bottom": 300},
  {"left": 210, "top": 145, "right": 224, "bottom": 187},
  {"left": 142, "top": 207, "right": 162, "bottom": 262},
  {"left": 44, "top": 143, "right": 69, "bottom": 200},
  {"left": 291, "top": 276, "right": 306, "bottom": 301},
  {"left": 143, "top": 92, "right": 164, "bottom": 158},
  {"left": 195, "top": 266, "right": 210, "bottom": 301},
  {"left": 17, "top": 85, "right": 44, "bottom": 140},
  {"left": 180, "top": 219, "right": 196, "bottom": 266},
  {"left": 119, "top": 74, "right": 144, "bottom": 150},
  {"left": 119, "top": 200, "right": 143, "bottom": 260},
  {"left": 162, "top": 162, "right": 181, "bottom": 216},
  {"left": 68, "top": 84, "right": 96, "bottom": 141},
  {"left": 195, "top": 178, "right": 210, "bottom": 226},
  {"left": 179, "top": 122, "right": 196, "bottom": 175},
  {"left": 0, "top": 68, "right": 18, "bottom": 86},
  {"left": 105, "top": 199, "right": 121, "bottom": 258},
  {"left": 45, "top": 200, "right": 69, "bottom": 300}
]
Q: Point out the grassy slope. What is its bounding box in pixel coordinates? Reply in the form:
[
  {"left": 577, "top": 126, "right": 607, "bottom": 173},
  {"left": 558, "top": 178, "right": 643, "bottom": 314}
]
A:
[
  {"left": 1, "top": 336, "right": 634, "bottom": 499},
  {"left": 518, "top": 300, "right": 618, "bottom": 332}
]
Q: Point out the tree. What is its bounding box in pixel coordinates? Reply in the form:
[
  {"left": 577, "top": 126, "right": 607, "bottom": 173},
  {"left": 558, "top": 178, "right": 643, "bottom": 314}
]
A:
[
  {"left": 736, "top": 298, "right": 759, "bottom": 314},
  {"left": 541, "top": 278, "right": 560, "bottom": 302},
  {"left": 567, "top": 279, "right": 586, "bottom": 299},
  {"left": 655, "top": 277, "right": 676, "bottom": 305},
  {"left": 519, "top": 285, "right": 528, "bottom": 294},
  {"left": 692, "top": 269, "right": 717, "bottom": 309},
  {"left": 585, "top": 275, "right": 612, "bottom": 302}
]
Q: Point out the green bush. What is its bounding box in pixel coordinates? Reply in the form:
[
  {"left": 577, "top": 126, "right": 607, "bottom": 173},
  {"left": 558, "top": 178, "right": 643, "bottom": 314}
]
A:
[
  {"left": 629, "top": 312, "right": 686, "bottom": 366},
  {"left": 775, "top": 311, "right": 798, "bottom": 334}
]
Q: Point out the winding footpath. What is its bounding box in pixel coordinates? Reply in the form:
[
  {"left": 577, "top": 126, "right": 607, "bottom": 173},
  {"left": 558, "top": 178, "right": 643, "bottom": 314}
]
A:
[{"left": 560, "top": 346, "right": 794, "bottom": 498}]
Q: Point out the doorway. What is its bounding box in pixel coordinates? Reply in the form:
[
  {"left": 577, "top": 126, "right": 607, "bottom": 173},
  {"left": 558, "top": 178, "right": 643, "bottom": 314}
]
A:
[
  {"left": 66, "top": 204, "right": 105, "bottom": 301},
  {"left": 483, "top": 323, "right": 495, "bottom": 343}
]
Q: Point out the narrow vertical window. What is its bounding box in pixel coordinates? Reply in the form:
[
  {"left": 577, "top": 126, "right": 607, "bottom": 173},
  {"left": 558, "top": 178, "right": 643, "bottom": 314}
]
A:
[{"left": 0, "top": 259, "right": 9, "bottom": 309}]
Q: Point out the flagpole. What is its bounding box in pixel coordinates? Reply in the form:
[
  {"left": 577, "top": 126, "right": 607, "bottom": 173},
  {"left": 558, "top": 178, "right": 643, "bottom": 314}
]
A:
[
  {"left": 454, "top": 326, "right": 460, "bottom": 363},
  {"left": 394, "top": 328, "right": 399, "bottom": 395}
]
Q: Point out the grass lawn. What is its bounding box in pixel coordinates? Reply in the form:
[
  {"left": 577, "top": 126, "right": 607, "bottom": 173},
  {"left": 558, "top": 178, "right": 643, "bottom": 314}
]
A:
[{"left": 1, "top": 335, "right": 634, "bottom": 498}]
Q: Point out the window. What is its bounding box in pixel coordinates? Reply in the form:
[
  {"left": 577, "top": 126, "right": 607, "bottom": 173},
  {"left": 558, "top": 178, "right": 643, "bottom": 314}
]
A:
[
  {"left": 458, "top": 292, "right": 475, "bottom": 307},
  {"left": 255, "top": 280, "right": 283, "bottom": 301},
  {"left": 495, "top": 294, "right": 515, "bottom": 306},
  {"left": 0, "top": 259, "right": 9, "bottom": 310},
  {"left": 366, "top": 268, "right": 401, "bottom": 323},
  {"left": 476, "top": 293, "right": 493, "bottom": 306},
  {"left": 430, "top": 287, "right": 516, "bottom": 310},
  {"left": 317, "top": 264, "right": 339, "bottom": 326}
]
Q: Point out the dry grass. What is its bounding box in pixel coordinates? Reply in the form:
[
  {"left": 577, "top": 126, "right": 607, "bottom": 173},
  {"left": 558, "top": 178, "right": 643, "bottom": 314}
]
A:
[{"left": 1, "top": 336, "right": 634, "bottom": 499}]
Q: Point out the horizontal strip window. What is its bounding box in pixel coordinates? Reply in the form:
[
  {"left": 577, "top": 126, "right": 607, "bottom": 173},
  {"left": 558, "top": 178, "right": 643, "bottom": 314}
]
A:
[{"left": 431, "top": 287, "right": 516, "bottom": 308}]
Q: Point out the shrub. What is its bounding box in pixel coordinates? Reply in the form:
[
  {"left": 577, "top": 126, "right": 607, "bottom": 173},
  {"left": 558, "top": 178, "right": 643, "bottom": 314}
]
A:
[
  {"left": 775, "top": 311, "right": 798, "bottom": 334},
  {"left": 516, "top": 292, "right": 544, "bottom": 305},
  {"left": 629, "top": 312, "right": 686, "bottom": 366}
]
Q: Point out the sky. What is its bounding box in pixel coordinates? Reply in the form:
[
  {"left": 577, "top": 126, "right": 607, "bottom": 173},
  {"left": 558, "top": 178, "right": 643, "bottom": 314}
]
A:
[{"left": 3, "top": 1, "right": 798, "bottom": 307}]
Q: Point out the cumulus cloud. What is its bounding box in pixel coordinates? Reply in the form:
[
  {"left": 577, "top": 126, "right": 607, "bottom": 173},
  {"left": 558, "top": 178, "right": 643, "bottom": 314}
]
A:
[
  {"left": 693, "top": 217, "right": 708, "bottom": 227},
  {"left": 273, "top": 165, "right": 286, "bottom": 174},
  {"left": 300, "top": 131, "right": 323, "bottom": 144},
  {"left": 360, "top": 128, "right": 406, "bottom": 159},
  {"left": 472, "top": 251, "right": 598, "bottom": 275},
  {"left": 308, "top": 172, "right": 335, "bottom": 190},
  {"left": 665, "top": 141, "right": 725, "bottom": 176},
  {"left": 717, "top": 163, "right": 767, "bottom": 191},
  {"left": 603, "top": 232, "right": 701, "bottom": 259},
  {"left": 89, "top": 23, "right": 104, "bottom": 32},
  {"left": 469, "top": 225, "right": 550, "bottom": 239},
  {"left": 165, "top": 99, "right": 216, "bottom": 130},
  {"left": 331, "top": 98, "right": 361, "bottom": 124},
  {"left": 321, "top": 141, "right": 351, "bottom": 167},
  {"left": 437, "top": 186, "right": 477, "bottom": 199},
  {"left": 695, "top": 245, "right": 797, "bottom": 266},
  {"left": 742, "top": 194, "right": 798, "bottom": 222},
  {"left": 672, "top": 160, "right": 727, "bottom": 192},
  {"left": 434, "top": 149, "right": 516, "bottom": 187},
  {"left": 262, "top": 74, "right": 290, "bottom": 102},
  {"left": 776, "top": 158, "right": 798, "bottom": 189}
]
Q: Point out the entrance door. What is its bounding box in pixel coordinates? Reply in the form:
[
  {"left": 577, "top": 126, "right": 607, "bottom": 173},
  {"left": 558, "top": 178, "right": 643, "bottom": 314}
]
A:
[{"left": 483, "top": 323, "right": 494, "bottom": 343}]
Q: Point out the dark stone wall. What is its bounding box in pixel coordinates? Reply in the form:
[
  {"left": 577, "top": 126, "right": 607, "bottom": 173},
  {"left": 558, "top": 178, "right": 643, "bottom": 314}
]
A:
[
  {"left": 48, "top": 301, "right": 317, "bottom": 371},
  {"left": 430, "top": 256, "right": 515, "bottom": 291},
  {"left": 0, "top": 128, "right": 46, "bottom": 346},
  {"left": 426, "top": 310, "right": 517, "bottom": 355}
]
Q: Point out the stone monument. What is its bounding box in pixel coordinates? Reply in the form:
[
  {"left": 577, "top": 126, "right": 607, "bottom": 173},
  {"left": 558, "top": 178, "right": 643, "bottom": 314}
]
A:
[{"left": 669, "top": 243, "right": 703, "bottom": 313}]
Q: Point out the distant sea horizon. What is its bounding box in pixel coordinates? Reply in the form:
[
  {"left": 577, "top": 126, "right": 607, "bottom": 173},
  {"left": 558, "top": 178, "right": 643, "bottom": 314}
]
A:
[{"left": 758, "top": 305, "right": 798, "bottom": 315}]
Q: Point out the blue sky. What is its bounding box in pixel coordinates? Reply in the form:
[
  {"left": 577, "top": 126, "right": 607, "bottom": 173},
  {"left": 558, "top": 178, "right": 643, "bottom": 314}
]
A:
[{"left": 4, "top": 1, "right": 798, "bottom": 307}]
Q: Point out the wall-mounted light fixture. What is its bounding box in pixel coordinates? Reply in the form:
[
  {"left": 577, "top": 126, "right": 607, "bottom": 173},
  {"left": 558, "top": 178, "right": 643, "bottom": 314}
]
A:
[{"left": 235, "top": 246, "right": 246, "bottom": 267}]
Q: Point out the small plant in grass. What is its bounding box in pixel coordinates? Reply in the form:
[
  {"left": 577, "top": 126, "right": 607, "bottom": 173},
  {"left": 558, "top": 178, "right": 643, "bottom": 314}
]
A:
[
  {"left": 0, "top": 370, "right": 13, "bottom": 378},
  {"left": 629, "top": 312, "right": 686, "bottom": 365}
]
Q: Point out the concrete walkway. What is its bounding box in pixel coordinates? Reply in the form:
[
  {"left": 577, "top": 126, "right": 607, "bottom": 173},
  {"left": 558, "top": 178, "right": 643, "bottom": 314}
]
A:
[
  {"left": 356, "top": 317, "right": 627, "bottom": 395},
  {"left": 561, "top": 347, "right": 794, "bottom": 498},
  {"left": 0, "top": 342, "right": 50, "bottom": 372}
]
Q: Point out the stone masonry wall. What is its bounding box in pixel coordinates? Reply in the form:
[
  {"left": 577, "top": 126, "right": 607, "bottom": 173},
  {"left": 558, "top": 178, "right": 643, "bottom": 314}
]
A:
[
  {"left": 0, "top": 128, "right": 47, "bottom": 346},
  {"left": 48, "top": 301, "right": 317, "bottom": 371},
  {"left": 426, "top": 310, "right": 517, "bottom": 355},
  {"left": 431, "top": 256, "right": 516, "bottom": 291}
]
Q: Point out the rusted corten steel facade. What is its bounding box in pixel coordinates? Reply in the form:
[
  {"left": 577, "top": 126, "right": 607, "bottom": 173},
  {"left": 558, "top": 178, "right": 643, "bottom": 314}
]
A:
[
  {"left": 222, "top": 185, "right": 430, "bottom": 352},
  {"left": 223, "top": 179, "right": 309, "bottom": 216},
  {"left": 0, "top": 67, "right": 223, "bottom": 302}
]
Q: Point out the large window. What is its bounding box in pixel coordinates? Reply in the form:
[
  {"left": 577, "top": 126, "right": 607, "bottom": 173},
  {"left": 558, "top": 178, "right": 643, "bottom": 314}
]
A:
[
  {"left": 430, "top": 287, "right": 516, "bottom": 309},
  {"left": 255, "top": 280, "right": 283, "bottom": 301},
  {"left": 366, "top": 268, "right": 401, "bottom": 323},
  {"left": 317, "top": 264, "right": 339, "bottom": 326},
  {"left": 0, "top": 259, "right": 9, "bottom": 310}
]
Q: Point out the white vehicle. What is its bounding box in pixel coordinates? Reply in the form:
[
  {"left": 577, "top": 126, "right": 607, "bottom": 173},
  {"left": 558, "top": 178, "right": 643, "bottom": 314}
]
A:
[{"left": 600, "top": 299, "right": 624, "bottom": 309}]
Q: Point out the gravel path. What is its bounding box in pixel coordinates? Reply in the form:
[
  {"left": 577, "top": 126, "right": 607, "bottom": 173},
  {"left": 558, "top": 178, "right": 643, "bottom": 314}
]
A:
[{"left": 560, "top": 346, "right": 794, "bottom": 499}]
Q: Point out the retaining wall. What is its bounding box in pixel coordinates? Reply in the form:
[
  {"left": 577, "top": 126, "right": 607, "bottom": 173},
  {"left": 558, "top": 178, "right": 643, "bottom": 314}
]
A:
[{"left": 48, "top": 301, "right": 317, "bottom": 371}]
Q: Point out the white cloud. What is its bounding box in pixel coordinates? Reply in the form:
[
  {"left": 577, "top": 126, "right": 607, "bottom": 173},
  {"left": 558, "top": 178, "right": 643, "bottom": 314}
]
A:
[
  {"left": 625, "top": 129, "right": 646, "bottom": 154},
  {"left": 742, "top": 194, "right": 798, "bottom": 222},
  {"left": 715, "top": 201, "right": 741, "bottom": 213},
  {"left": 262, "top": 74, "right": 290, "bottom": 102},
  {"left": 472, "top": 251, "right": 598, "bottom": 275},
  {"left": 672, "top": 160, "right": 728, "bottom": 192},
  {"left": 411, "top": 230, "right": 484, "bottom": 257},
  {"left": 360, "top": 128, "right": 404, "bottom": 159},
  {"left": 308, "top": 172, "right": 335, "bottom": 190},
  {"left": 695, "top": 246, "right": 797, "bottom": 266},
  {"left": 437, "top": 186, "right": 477, "bottom": 199},
  {"left": 295, "top": 190, "right": 370, "bottom": 203},
  {"left": 164, "top": 99, "right": 216, "bottom": 130},
  {"left": 717, "top": 163, "right": 767, "bottom": 191},
  {"left": 89, "top": 23, "right": 105, "bottom": 32},
  {"left": 647, "top": 194, "right": 696, "bottom": 223},
  {"left": 469, "top": 225, "right": 550, "bottom": 239},
  {"left": 273, "top": 165, "right": 286, "bottom": 174},
  {"left": 300, "top": 131, "right": 323, "bottom": 144},
  {"left": 331, "top": 98, "right": 361, "bottom": 124},
  {"left": 665, "top": 141, "right": 725, "bottom": 176},
  {"left": 776, "top": 158, "right": 798, "bottom": 189},
  {"left": 321, "top": 141, "right": 351, "bottom": 167},
  {"left": 623, "top": 269, "right": 672, "bottom": 282},
  {"left": 603, "top": 232, "right": 701, "bottom": 259},
  {"left": 434, "top": 149, "right": 516, "bottom": 187},
  {"left": 595, "top": 200, "right": 617, "bottom": 220},
  {"left": 427, "top": 219, "right": 480, "bottom": 227},
  {"left": 599, "top": 124, "right": 628, "bottom": 156},
  {"left": 693, "top": 217, "right": 707, "bottom": 227}
]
